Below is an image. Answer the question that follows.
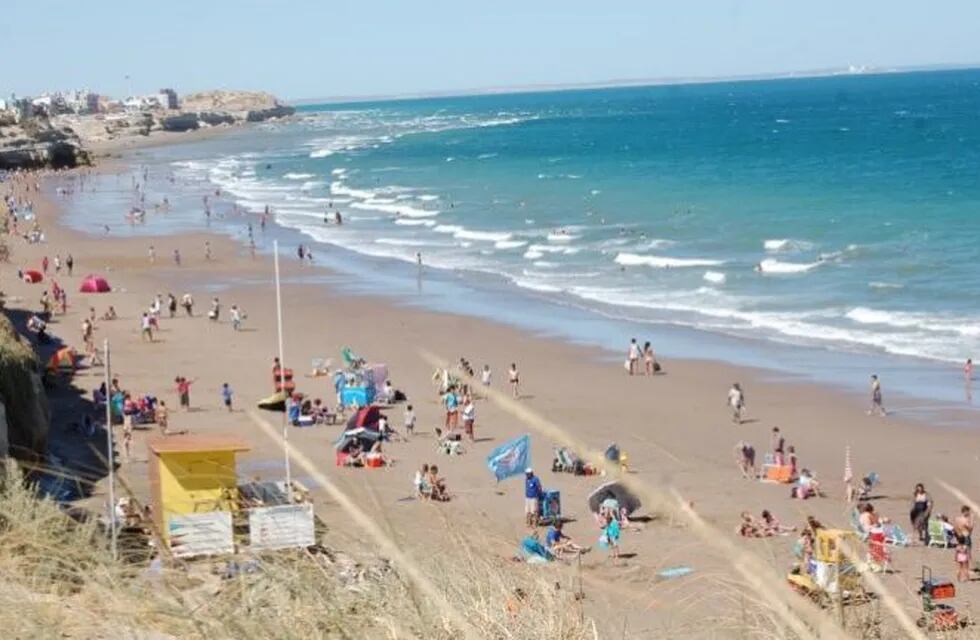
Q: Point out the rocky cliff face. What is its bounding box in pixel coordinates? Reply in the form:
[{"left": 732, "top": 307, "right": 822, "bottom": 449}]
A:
[
  {"left": 0, "top": 119, "right": 91, "bottom": 170},
  {"left": 0, "top": 314, "right": 49, "bottom": 461}
]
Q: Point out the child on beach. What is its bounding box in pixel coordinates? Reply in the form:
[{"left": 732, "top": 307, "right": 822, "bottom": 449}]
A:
[
  {"left": 230, "top": 305, "right": 243, "bottom": 331},
  {"left": 176, "top": 377, "right": 194, "bottom": 410},
  {"left": 140, "top": 313, "right": 153, "bottom": 342},
  {"left": 403, "top": 404, "right": 416, "bottom": 436},
  {"left": 868, "top": 374, "right": 886, "bottom": 416},
  {"left": 481, "top": 364, "right": 492, "bottom": 390},
  {"left": 734, "top": 440, "right": 755, "bottom": 479},
  {"left": 221, "top": 383, "right": 234, "bottom": 412},
  {"left": 122, "top": 421, "right": 133, "bottom": 462},
  {"left": 462, "top": 397, "right": 476, "bottom": 441},
  {"left": 728, "top": 383, "right": 745, "bottom": 424},
  {"left": 599, "top": 514, "right": 621, "bottom": 560},
  {"left": 414, "top": 463, "right": 430, "bottom": 499}
]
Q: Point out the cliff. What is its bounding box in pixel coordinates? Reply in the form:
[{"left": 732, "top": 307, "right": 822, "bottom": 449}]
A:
[
  {"left": 0, "top": 118, "right": 91, "bottom": 170},
  {"left": 59, "top": 90, "right": 295, "bottom": 142},
  {"left": 0, "top": 314, "right": 49, "bottom": 461}
]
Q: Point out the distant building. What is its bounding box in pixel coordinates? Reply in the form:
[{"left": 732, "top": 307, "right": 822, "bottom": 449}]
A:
[
  {"left": 86, "top": 92, "right": 101, "bottom": 113},
  {"left": 159, "top": 88, "right": 179, "bottom": 110}
]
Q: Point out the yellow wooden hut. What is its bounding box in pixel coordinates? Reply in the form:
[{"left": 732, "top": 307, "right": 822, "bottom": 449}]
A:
[{"left": 147, "top": 436, "right": 250, "bottom": 555}]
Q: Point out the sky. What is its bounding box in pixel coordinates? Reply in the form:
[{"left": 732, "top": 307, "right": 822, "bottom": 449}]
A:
[{"left": 2, "top": 0, "right": 979, "bottom": 101}]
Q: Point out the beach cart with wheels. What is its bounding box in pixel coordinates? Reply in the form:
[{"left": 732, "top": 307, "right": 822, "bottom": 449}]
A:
[{"left": 917, "top": 565, "right": 971, "bottom": 631}]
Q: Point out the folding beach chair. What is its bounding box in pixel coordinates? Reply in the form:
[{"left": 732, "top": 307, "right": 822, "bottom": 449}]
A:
[{"left": 927, "top": 518, "right": 952, "bottom": 548}]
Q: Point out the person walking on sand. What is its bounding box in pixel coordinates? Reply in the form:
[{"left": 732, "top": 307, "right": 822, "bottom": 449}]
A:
[
  {"left": 181, "top": 292, "right": 194, "bottom": 317},
  {"left": 148, "top": 245, "right": 156, "bottom": 263},
  {"left": 221, "top": 383, "right": 234, "bottom": 412},
  {"left": 167, "top": 293, "right": 177, "bottom": 318},
  {"left": 173, "top": 248, "right": 181, "bottom": 266},
  {"left": 643, "top": 341, "right": 656, "bottom": 376},
  {"left": 53, "top": 254, "right": 61, "bottom": 274},
  {"left": 140, "top": 312, "right": 154, "bottom": 342},
  {"left": 627, "top": 338, "right": 640, "bottom": 375},
  {"left": 66, "top": 253, "right": 74, "bottom": 276},
  {"left": 868, "top": 374, "right": 886, "bottom": 416},
  {"left": 205, "top": 241, "right": 212, "bottom": 261},
  {"left": 509, "top": 363, "right": 520, "bottom": 399},
  {"left": 42, "top": 255, "right": 49, "bottom": 274},
  {"left": 728, "top": 383, "right": 745, "bottom": 424},
  {"left": 462, "top": 396, "right": 476, "bottom": 442}
]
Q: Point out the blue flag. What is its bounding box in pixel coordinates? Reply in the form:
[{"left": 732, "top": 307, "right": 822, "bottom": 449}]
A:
[{"left": 486, "top": 434, "right": 530, "bottom": 482}]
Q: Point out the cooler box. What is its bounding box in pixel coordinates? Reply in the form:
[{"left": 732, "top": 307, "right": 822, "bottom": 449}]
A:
[
  {"left": 538, "top": 490, "right": 561, "bottom": 523},
  {"left": 765, "top": 465, "right": 794, "bottom": 483},
  {"left": 365, "top": 453, "right": 385, "bottom": 468},
  {"left": 341, "top": 385, "right": 375, "bottom": 408}
]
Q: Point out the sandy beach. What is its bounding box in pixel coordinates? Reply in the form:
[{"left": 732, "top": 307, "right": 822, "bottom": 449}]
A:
[{"left": 3, "top": 155, "right": 980, "bottom": 635}]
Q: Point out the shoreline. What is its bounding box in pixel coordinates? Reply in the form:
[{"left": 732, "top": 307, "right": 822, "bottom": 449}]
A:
[
  {"left": 56, "top": 133, "right": 980, "bottom": 428},
  {"left": 4, "top": 141, "right": 980, "bottom": 633}
]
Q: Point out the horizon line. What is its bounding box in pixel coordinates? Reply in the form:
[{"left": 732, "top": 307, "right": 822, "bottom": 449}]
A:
[{"left": 290, "top": 61, "right": 980, "bottom": 106}]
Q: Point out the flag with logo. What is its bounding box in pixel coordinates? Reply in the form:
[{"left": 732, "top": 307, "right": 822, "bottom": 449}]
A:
[{"left": 486, "top": 434, "right": 530, "bottom": 482}]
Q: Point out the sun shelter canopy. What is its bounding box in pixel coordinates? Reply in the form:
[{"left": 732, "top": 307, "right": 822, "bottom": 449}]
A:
[
  {"left": 588, "top": 481, "right": 642, "bottom": 516},
  {"left": 79, "top": 274, "right": 111, "bottom": 293},
  {"left": 23, "top": 269, "right": 43, "bottom": 283},
  {"left": 345, "top": 405, "right": 382, "bottom": 431},
  {"left": 46, "top": 347, "right": 77, "bottom": 372},
  {"left": 335, "top": 429, "right": 380, "bottom": 452}
]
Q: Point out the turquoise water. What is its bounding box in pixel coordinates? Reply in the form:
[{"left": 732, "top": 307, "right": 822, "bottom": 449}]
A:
[{"left": 67, "top": 69, "right": 980, "bottom": 371}]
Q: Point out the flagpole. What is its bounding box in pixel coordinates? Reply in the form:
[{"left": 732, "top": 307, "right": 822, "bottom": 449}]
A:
[
  {"left": 274, "top": 240, "right": 294, "bottom": 501},
  {"left": 104, "top": 339, "right": 118, "bottom": 560}
]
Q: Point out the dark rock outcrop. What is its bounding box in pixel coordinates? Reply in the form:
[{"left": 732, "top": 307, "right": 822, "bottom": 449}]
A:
[
  {"left": 0, "top": 119, "right": 90, "bottom": 170},
  {"left": 246, "top": 104, "right": 296, "bottom": 122},
  {"left": 160, "top": 113, "right": 201, "bottom": 132}
]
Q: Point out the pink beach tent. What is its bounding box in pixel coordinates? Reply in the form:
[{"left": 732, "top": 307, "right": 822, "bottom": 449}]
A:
[
  {"left": 23, "top": 269, "right": 43, "bottom": 283},
  {"left": 79, "top": 275, "right": 111, "bottom": 293}
]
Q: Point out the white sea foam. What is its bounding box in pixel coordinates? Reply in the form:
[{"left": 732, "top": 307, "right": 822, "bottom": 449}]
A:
[
  {"left": 331, "top": 168, "right": 347, "bottom": 176},
  {"left": 547, "top": 232, "right": 580, "bottom": 242},
  {"left": 330, "top": 181, "right": 376, "bottom": 200},
  {"left": 284, "top": 172, "right": 314, "bottom": 180},
  {"left": 764, "top": 238, "right": 814, "bottom": 252},
  {"left": 614, "top": 252, "right": 723, "bottom": 268},
  {"left": 417, "top": 195, "right": 439, "bottom": 201},
  {"left": 757, "top": 258, "right": 822, "bottom": 274},
  {"left": 433, "top": 224, "right": 511, "bottom": 242},
  {"left": 868, "top": 281, "right": 904, "bottom": 290},
  {"left": 394, "top": 218, "right": 436, "bottom": 227},
  {"left": 300, "top": 181, "right": 320, "bottom": 191},
  {"left": 703, "top": 271, "right": 727, "bottom": 284},
  {"left": 495, "top": 240, "right": 527, "bottom": 249},
  {"left": 350, "top": 201, "right": 439, "bottom": 218}
]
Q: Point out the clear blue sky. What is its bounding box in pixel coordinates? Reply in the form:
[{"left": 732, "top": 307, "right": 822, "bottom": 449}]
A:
[{"left": 2, "top": 0, "right": 978, "bottom": 101}]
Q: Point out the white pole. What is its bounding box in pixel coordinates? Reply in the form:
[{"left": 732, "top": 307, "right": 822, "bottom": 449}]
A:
[
  {"left": 274, "top": 240, "right": 294, "bottom": 501},
  {"left": 104, "top": 339, "right": 118, "bottom": 560}
]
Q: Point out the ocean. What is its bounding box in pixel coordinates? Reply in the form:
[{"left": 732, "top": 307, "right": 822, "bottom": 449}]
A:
[{"left": 63, "top": 69, "right": 980, "bottom": 413}]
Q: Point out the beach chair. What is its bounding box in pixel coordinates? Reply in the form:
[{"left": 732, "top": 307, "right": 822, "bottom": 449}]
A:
[
  {"left": 849, "top": 507, "right": 869, "bottom": 541},
  {"left": 928, "top": 518, "right": 952, "bottom": 548},
  {"left": 858, "top": 471, "right": 879, "bottom": 501},
  {"left": 884, "top": 523, "right": 911, "bottom": 547}
]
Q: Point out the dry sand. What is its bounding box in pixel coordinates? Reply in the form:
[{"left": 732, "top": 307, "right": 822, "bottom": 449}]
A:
[{"left": 3, "top": 161, "right": 980, "bottom": 635}]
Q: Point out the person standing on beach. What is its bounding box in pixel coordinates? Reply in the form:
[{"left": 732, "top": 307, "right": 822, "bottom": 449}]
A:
[
  {"left": 205, "top": 241, "right": 212, "bottom": 261},
  {"left": 221, "top": 383, "right": 234, "bottom": 412},
  {"left": 965, "top": 359, "right": 974, "bottom": 382},
  {"left": 770, "top": 427, "right": 785, "bottom": 465},
  {"left": 176, "top": 376, "right": 194, "bottom": 411},
  {"left": 53, "top": 255, "right": 61, "bottom": 274},
  {"left": 167, "top": 293, "right": 177, "bottom": 318},
  {"left": 140, "top": 312, "right": 153, "bottom": 342},
  {"left": 954, "top": 506, "right": 974, "bottom": 581},
  {"left": 509, "top": 363, "right": 520, "bottom": 399},
  {"left": 627, "top": 338, "right": 640, "bottom": 375},
  {"left": 173, "top": 248, "right": 181, "bottom": 266},
  {"left": 643, "top": 341, "right": 656, "bottom": 376},
  {"left": 524, "top": 468, "right": 543, "bottom": 527},
  {"left": 728, "top": 383, "right": 745, "bottom": 424},
  {"left": 148, "top": 245, "right": 156, "bottom": 263},
  {"left": 230, "top": 305, "right": 242, "bottom": 331},
  {"left": 66, "top": 253, "right": 74, "bottom": 276},
  {"left": 868, "top": 375, "right": 886, "bottom": 416},
  {"left": 42, "top": 255, "right": 49, "bottom": 274}
]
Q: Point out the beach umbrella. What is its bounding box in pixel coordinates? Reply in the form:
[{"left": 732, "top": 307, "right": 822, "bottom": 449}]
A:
[
  {"left": 23, "top": 269, "right": 43, "bottom": 283},
  {"left": 588, "top": 481, "right": 642, "bottom": 516},
  {"left": 79, "top": 275, "right": 111, "bottom": 293}
]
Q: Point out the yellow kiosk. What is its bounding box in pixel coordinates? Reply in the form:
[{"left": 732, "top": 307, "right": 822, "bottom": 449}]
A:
[
  {"left": 147, "top": 436, "right": 250, "bottom": 557},
  {"left": 788, "top": 529, "right": 864, "bottom": 605}
]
